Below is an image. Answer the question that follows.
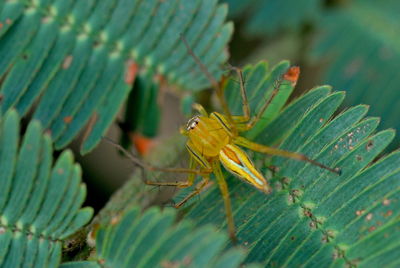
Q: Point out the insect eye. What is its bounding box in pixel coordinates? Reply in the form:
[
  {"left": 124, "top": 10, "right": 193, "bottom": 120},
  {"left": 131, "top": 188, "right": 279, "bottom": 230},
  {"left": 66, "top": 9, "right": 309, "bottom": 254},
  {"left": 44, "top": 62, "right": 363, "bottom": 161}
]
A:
[{"left": 186, "top": 116, "right": 200, "bottom": 131}]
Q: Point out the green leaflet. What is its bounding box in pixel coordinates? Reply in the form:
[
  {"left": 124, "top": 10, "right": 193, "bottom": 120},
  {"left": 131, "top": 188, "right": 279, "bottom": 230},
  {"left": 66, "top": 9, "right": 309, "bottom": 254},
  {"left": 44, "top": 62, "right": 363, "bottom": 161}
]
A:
[
  {"left": 310, "top": 0, "right": 400, "bottom": 148},
  {"left": 177, "top": 61, "right": 400, "bottom": 267},
  {"left": 0, "top": 0, "right": 232, "bottom": 153},
  {"left": 0, "top": 110, "right": 92, "bottom": 268},
  {"left": 60, "top": 207, "right": 254, "bottom": 268}
]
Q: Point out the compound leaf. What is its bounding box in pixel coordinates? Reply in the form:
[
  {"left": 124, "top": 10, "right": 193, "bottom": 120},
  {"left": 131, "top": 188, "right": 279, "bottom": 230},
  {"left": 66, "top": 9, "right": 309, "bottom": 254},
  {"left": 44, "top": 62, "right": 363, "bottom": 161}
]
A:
[
  {"left": 0, "top": 0, "right": 232, "bottom": 153},
  {"left": 0, "top": 110, "right": 93, "bottom": 268},
  {"left": 60, "top": 207, "right": 252, "bottom": 268},
  {"left": 310, "top": 0, "right": 400, "bottom": 147},
  {"left": 179, "top": 61, "right": 400, "bottom": 267}
]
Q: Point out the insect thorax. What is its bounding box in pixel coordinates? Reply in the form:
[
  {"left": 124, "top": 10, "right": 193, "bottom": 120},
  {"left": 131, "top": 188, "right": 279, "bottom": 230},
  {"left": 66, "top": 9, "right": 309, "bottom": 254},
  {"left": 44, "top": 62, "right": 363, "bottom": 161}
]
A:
[{"left": 186, "top": 115, "right": 230, "bottom": 157}]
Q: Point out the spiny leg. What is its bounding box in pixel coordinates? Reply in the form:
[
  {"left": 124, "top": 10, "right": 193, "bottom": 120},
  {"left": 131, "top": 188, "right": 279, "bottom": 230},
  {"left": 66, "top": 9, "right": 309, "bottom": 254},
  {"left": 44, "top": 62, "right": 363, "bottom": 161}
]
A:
[
  {"left": 229, "top": 65, "right": 250, "bottom": 121},
  {"left": 234, "top": 136, "right": 341, "bottom": 175},
  {"left": 180, "top": 34, "right": 237, "bottom": 135},
  {"left": 103, "top": 136, "right": 211, "bottom": 175},
  {"left": 144, "top": 156, "right": 211, "bottom": 188},
  {"left": 236, "top": 66, "right": 300, "bottom": 132},
  {"left": 174, "top": 176, "right": 213, "bottom": 208},
  {"left": 212, "top": 161, "right": 237, "bottom": 242}
]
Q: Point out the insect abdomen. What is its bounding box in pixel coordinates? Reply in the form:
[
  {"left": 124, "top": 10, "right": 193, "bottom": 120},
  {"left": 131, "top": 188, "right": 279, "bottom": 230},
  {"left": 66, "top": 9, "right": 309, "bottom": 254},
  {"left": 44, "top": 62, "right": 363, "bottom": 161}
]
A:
[{"left": 219, "top": 144, "right": 271, "bottom": 194}]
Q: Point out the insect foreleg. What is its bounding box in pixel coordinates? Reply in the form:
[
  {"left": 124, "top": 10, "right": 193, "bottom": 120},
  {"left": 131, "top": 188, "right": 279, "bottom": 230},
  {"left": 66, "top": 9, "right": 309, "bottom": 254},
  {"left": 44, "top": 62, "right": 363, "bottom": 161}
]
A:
[{"left": 234, "top": 136, "right": 341, "bottom": 175}]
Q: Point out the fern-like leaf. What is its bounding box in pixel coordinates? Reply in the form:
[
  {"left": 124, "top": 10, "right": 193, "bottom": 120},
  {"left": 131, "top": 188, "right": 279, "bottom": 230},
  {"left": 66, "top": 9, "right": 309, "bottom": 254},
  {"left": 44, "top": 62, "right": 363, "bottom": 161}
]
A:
[
  {"left": 0, "top": 0, "right": 232, "bottom": 153},
  {"left": 179, "top": 61, "right": 400, "bottom": 267},
  {"left": 310, "top": 0, "right": 400, "bottom": 147},
  {"left": 61, "top": 206, "right": 253, "bottom": 268},
  {"left": 0, "top": 110, "right": 93, "bottom": 268}
]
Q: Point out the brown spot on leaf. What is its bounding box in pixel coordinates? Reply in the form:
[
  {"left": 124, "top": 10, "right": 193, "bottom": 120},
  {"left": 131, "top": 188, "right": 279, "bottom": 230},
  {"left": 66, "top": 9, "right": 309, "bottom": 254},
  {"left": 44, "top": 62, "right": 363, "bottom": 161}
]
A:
[
  {"left": 124, "top": 59, "right": 138, "bottom": 85},
  {"left": 368, "top": 226, "right": 376, "bottom": 232},
  {"left": 62, "top": 55, "right": 73, "bottom": 69},
  {"left": 81, "top": 112, "right": 98, "bottom": 145},
  {"left": 366, "top": 140, "right": 374, "bottom": 151},
  {"left": 365, "top": 213, "right": 373, "bottom": 221},
  {"left": 283, "top": 66, "right": 300, "bottom": 84},
  {"left": 383, "top": 199, "right": 391, "bottom": 206},
  {"left": 356, "top": 209, "right": 365, "bottom": 216},
  {"left": 304, "top": 210, "right": 313, "bottom": 218},
  {"left": 63, "top": 116, "right": 73, "bottom": 124},
  {"left": 384, "top": 210, "right": 393, "bottom": 217}
]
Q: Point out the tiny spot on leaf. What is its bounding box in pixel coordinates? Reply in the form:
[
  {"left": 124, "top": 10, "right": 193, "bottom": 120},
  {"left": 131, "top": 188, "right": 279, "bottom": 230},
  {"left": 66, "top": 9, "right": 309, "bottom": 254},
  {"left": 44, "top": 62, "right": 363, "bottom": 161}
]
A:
[
  {"left": 64, "top": 116, "right": 73, "bottom": 124},
  {"left": 384, "top": 210, "right": 393, "bottom": 217},
  {"left": 283, "top": 66, "right": 300, "bottom": 84},
  {"left": 365, "top": 213, "right": 373, "bottom": 221},
  {"left": 356, "top": 209, "right": 365, "bottom": 216},
  {"left": 303, "top": 209, "right": 313, "bottom": 218},
  {"left": 62, "top": 55, "right": 73, "bottom": 69},
  {"left": 366, "top": 140, "right": 374, "bottom": 151},
  {"left": 57, "top": 168, "right": 64, "bottom": 174},
  {"left": 124, "top": 59, "right": 138, "bottom": 85}
]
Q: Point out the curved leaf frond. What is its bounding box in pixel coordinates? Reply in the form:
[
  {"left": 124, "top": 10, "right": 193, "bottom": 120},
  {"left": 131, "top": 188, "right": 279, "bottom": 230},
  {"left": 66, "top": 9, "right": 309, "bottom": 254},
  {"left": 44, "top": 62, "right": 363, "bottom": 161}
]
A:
[
  {"left": 61, "top": 206, "right": 252, "bottom": 268},
  {"left": 0, "top": 110, "right": 93, "bottom": 268},
  {"left": 223, "top": 0, "right": 321, "bottom": 36},
  {"left": 0, "top": 0, "right": 232, "bottom": 153},
  {"left": 179, "top": 61, "right": 400, "bottom": 267},
  {"left": 310, "top": 0, "right": 400, "bottom": 147}
]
